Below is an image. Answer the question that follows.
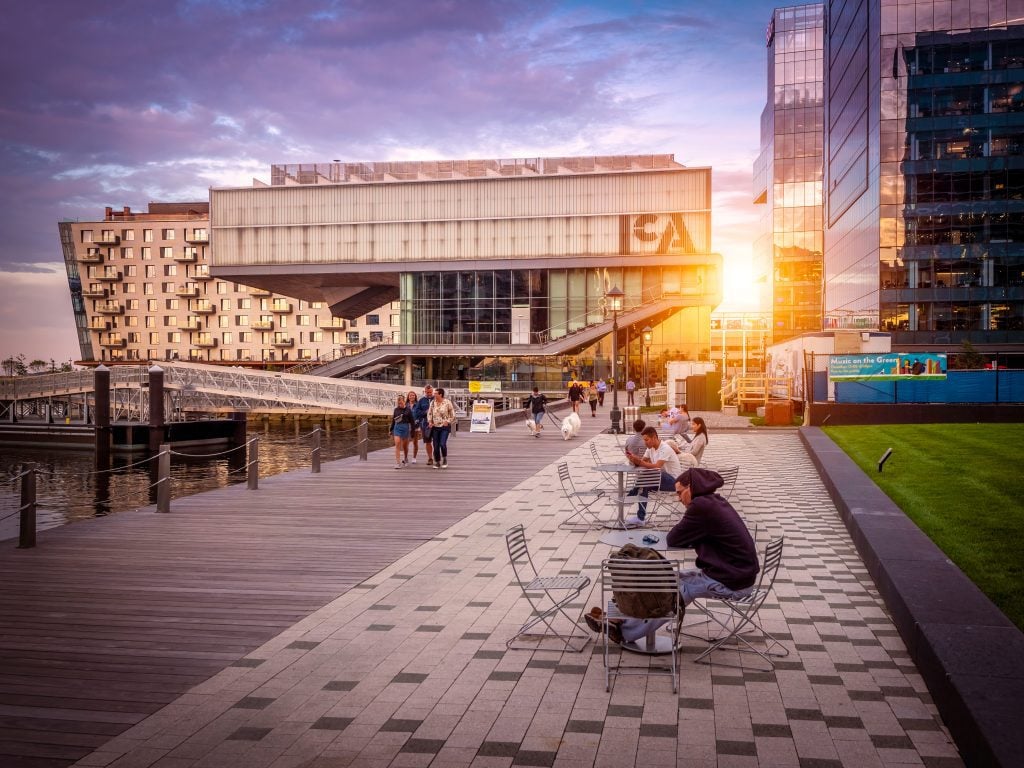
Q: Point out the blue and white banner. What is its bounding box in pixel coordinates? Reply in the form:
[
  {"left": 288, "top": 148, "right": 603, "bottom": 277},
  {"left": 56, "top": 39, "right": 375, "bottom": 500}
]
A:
[{"left": 829, "top": 353, "right": 947, "bottom": 381}]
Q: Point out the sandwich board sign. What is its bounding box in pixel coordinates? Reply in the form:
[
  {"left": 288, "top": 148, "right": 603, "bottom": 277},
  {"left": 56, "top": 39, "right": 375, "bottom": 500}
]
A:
[{"left": 469, "top": 400, "right": 495, "bottom": 433}]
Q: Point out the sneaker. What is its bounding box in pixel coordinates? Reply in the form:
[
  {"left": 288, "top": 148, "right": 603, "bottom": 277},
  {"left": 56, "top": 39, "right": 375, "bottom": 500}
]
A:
[
  {"left": 427, "top": 459, "right": 433, "bottom": 466},
  {"left": 401, "top": 460, "right": 407, "bottom": 466},
  {"left": 434, "top": 462, "right": 441, "bottom": 470},
  {"left": 411, "top": 458, "right": 417, "bottom": 464},
  {"left": 625, "top": 515, "right": 647, "bottom": 527},
  {"left": 394, "top": 463, "right": 402, "bottom": 469},
  {"left": 441, "top": 459, "right": 448, "bottom": 468}
]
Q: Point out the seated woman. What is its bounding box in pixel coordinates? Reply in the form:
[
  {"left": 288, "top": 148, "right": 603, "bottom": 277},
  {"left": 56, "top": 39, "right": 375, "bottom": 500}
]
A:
[{"left": 675, "top": 416, "right": 708, "bottom": 465}]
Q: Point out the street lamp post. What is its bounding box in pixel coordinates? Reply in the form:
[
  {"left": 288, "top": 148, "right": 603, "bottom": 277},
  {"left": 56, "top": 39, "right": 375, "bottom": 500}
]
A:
[
  {"left": 606, "top": 286, "right": 624, "bottom": 433},
  {"left": 642, "top": 325, "right": 652, "bottom": 408}
]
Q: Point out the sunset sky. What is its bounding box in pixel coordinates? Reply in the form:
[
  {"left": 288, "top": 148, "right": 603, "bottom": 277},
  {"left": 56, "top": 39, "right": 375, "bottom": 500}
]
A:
[{"left": 0, "top": 0, "right": 782, "bottom": 365}]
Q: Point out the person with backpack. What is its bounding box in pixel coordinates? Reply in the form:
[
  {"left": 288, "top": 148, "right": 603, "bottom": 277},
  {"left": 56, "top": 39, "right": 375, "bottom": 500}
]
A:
[
  {"left": 585, "top": 467, "right": 759, "bottom": 644},
  {"left": 523, "top": 386, "right": 548, "bottom": 437}
]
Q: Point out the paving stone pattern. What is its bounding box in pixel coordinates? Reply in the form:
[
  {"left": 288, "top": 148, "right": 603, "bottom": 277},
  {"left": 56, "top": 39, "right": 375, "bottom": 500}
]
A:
[{"left": 72, "top": 433, "right": 962, "bottom": 768}]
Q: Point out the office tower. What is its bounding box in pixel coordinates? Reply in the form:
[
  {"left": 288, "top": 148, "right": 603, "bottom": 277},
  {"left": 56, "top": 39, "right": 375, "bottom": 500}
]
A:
[
  {"left": 754, "top": 4, "right": 826, "bottom": 345},
  {"left": 824, "top": 0, "right": 1024, "bottom": 348}
]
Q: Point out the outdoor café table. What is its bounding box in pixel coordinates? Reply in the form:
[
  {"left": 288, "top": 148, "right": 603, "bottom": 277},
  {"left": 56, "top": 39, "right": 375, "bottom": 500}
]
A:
[
  {"left": 593, "top": 462, "right": 636, "bottom": 529},
  {"left": 597, "top": 528, "right": 684, "bottom": 655}
]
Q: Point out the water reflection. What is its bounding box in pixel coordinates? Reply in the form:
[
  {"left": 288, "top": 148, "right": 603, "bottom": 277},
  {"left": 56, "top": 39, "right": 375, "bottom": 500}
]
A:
[{"left": 0, "top": 423, "right": 392, "bottom": 534}]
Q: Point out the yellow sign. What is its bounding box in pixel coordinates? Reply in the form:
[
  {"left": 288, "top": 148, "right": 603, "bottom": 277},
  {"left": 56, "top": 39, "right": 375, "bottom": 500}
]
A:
[{"left": 468, "top": 381, "right": 501, "bottom": 393}]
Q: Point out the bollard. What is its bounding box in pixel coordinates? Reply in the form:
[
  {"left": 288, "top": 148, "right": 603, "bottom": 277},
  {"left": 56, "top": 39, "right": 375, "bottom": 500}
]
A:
[
  {"left": 18, "top": 466, "right": 36, "bottom": 549},
  {"left": 248, "top": 438, "right": 259, "bottom": 489},
  {"left": 312, "top": 425, "right": 321, "bottom": 474},
  {"left": 358, "top": 420, "right": 368, "bottom": 461},
  {"left": 156, "top": 444, "right": 171, "bottom": 513}
]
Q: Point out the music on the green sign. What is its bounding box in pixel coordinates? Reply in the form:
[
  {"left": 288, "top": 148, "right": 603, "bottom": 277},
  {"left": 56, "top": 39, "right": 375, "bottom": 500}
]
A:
[{"left": 829, "top": 353, "right": 947, "bottom": 381}]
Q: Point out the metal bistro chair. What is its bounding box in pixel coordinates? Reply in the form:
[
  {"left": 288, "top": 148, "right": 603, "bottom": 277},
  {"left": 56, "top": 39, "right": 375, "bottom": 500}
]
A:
[
  {"left": 589, "top": 441, "right": 622, "bottom": 489},
  {"left": 557, "top": 462, "right": 609, "bottom": 530},
  {"left": 505, "top": 524, "right": 591, "bottom": 652},
  {"left": 616, "top": 468, "right": 673, "bottom": 528},
  {"left": 690, "top": 536, "right": 789, "bottom": 669},
  {"left": 601, "top": 555, "right": 684, "bottom": 692}
]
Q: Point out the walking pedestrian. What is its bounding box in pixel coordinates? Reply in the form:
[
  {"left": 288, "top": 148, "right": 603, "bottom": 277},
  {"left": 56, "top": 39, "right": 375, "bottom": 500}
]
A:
[
  {"left": 596, "top": 378, "right": 607, "bottom": 406},
  {"left": 626, "top": 378, "right": 636, "bottom": 405},
  {"left": 524, "top": 386, "right": 548, "bottom": 437},
  {"left": 389, "top": 393, "right": 414, "bottom": 469},
  {"left": 414, "top": 384, "right": 434, "bottom": 466},
  {"left": 587, "top": 382, "right": 599, "bottom": 417},
  {"left": 568, "top": 380, "right": 582, "bottom": 414},
  {"left": 427, "top": 387, "right": 456, "bottom": 469},
  {"left": 405, "top": 391, "right": 420, "bottom": 463}
]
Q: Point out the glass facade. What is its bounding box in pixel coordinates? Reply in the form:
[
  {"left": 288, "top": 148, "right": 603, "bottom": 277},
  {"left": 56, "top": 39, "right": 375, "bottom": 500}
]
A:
[
  {"left": 825, "top": 0, "right": 1024, "bottom": 347},
  {"left": 756, "top": 4, "right": 826, "bottom": 344}
]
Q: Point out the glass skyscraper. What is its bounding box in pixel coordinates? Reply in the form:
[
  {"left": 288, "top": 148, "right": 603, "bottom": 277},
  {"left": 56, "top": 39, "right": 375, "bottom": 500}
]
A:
[
  {"left": 755, "top": 4, "right": 826, "bottom": 345},
  {"left": 823, "top": 0, "right": 1024, "bottom": 350}
]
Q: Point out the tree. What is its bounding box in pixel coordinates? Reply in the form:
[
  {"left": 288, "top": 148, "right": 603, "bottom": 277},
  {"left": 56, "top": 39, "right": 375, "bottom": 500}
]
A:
[
  {"left": 2, "top": 354, "right": 27, "bottom": 376},
  {"left": 952, "top": 340, "right": 987, "bottom": 370},
  {"left": 28, "top": 359, "right": 47, "bottom": 374}
]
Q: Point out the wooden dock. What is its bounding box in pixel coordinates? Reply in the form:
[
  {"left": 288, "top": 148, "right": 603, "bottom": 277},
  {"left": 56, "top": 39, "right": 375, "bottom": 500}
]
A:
[{"left": 0, "top": 413, "right": 608, "bottom": 768}]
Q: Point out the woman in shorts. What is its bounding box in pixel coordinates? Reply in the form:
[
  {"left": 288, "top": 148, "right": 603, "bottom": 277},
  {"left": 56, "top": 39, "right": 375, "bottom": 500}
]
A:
[
  {"left": 405, "top": 391, "right": 421, "bottom": 463},
  {"left": 389, "top": 393, "right": 414, "bottom": 468}
]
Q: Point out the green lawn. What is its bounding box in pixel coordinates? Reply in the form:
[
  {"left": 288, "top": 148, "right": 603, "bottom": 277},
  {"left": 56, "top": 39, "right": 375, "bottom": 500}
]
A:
[{"left": 823, "top": 424, "right": 1024, "bottom": 630}]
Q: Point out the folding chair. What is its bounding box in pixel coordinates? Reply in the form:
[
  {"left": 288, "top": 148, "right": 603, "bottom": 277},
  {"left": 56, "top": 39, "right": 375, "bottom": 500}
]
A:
[
  {"left": 712, "top": 466, "right": 739, "bottom": 500},
  {"left": 557, "top": 462, "right": 609, "bottom": 530},
  {"left": 616, "top": 468, "right": 673, "bottom": 527},
  {"left": 601, "top": 556, "right": 683, "bottom": 692},
  {"left": 690, "top": 536, "right": 789, "bottom": 669},
  {"left": 505, "top": 525, "right": 591, "bottom": 652},
  {"left": 589, "top": 441, "right": 621, "bottom": 489}
]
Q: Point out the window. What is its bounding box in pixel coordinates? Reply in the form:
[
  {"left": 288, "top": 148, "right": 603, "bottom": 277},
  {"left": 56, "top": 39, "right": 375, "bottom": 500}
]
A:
[
  {"left": 162, "top": 281, "right": 174, "bottom": 292},
  {"left": 123, "top": 282, "right": 136, "bottom": 294},
  {"left": 149, "top": 332, "right": 160, "bottom": 343},
  {"left": 390, "top": 313, "right": 400, "bottom": 327},
  {"left": 219, "top": 315, "right": 229, "bottom": 328},
  {"left": 124, "top": 265, "right": 136, "bottom": 277},
  {"left": 123, "top": 230, "right": 135, "bottom": 241},
  {"left": 163, "top": 264, "right": 177, "bottom": 276},
  {"left": 162, "top": 228, "right": 175, "bottom": 239},
  {"left": 221, "top": 332, "right": 232, "bottom": 344},
  {"left": 141, "top": 247, "right": 152, "bottom": 260},
  {"left": 167, "top": 332, "right": 181, "bottom": 343},
  {"left": 239, "top": 331, "right": 252, "bottom": 342},
  {"left": 164, "top": 316, "right": 177, "bottom": 327},
  {"left": 143, "top": 229, "right": 153, "bottom": 242},
  {"left": 145, "top": 316, "right": 156, "bottom": 328},
  {"left": 366, "top": 314, "right": 380, "bottom": 325},
  {"left": 160, "top": 247, "right": 173, "bottom": 259},
  {"left": 350, "top": 318, "right": 357, "bottom": 327},
  {"left": 347, "top": 332, "right": 360, "bottom": 344},
  {"left": 297, "top": 315, "right": 310, "bottom": 326},
  {"left": 81, "top": 230, "right": 93, "bottom": 243},
  {"left": 121, "top": 247, "right": 133, "bottom": 259},
  {"left": 309, "top": 331, "right": 323, "bottom": 342},
  {"left": 125, "top": 317, "right": 138, "bottom": 327},
  {"left": 166, "top": 298, "right": 179, "bottom": 310},
  {"left": 239, "top": 298, "right": 250, "bottom": 309},
  {"left": 237, "top": 315, "right": 248, "bottom": 326},
  {"left": 145, "top": 265, "right": 156, "bottom": 277},
  {"left": 144, "top": 283, "right": 154, "bottom": 295},
  {"left": 217, "top": 282, "right": 228, "bottom": 294},
  {"left": 126, "top": 300, "right": 139, "bottom": 310},
  {"left": 148, "top": 299, "right": 159, "bottom": 312},
  {"left": 220, "top": 298, "right": 231, "bottom": 310},
  {"left": 369, "top": 331, "right": 384, "bottom": 342}
]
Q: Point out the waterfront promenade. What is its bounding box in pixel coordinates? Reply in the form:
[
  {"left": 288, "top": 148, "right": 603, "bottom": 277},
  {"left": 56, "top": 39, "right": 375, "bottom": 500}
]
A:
[{"left": 0, "top": 416, "right": 961, "bottom": 767}]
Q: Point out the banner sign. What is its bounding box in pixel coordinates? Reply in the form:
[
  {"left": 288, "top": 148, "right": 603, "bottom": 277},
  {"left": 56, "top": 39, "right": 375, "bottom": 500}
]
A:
[
  {"left": 469, "top": 400, "right": 495, "bottom": 433},
  {"left": 468, "top": 380, "right": 501, "bottom": 393},
  {"left": 829, "top": 353, "right": 947, "bottom": 381}
]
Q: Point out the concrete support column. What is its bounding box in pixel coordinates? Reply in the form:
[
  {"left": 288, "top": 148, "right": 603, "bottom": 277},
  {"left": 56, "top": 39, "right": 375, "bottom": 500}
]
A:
[{"left": 404, "top": 356, "right": 413, "bottom": 388}]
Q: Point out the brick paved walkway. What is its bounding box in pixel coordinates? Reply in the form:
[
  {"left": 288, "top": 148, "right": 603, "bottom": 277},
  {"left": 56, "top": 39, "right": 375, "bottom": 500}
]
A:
[{"left": 73, "top": 433, "right": 962, "bottom": 768}]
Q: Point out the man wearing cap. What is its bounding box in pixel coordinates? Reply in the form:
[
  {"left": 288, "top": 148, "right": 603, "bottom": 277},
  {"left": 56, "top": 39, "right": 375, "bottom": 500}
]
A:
[{"left": 585, "top": 467, "right": 759, "bottom": 644}]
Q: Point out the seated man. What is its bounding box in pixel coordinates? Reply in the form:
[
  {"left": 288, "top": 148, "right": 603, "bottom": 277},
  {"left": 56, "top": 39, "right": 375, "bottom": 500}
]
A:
[
  {"left": 659, "top": 406, "right": 687, "bottom": 440},
  {"left": 623, "top": 426, "right": 682, "bottom": 525},
  {"left": 586, "top": 468, "right": 759, "bottom": 644},
  {"left": 623, "top": 418, "right": 646, "bottom": 458}
]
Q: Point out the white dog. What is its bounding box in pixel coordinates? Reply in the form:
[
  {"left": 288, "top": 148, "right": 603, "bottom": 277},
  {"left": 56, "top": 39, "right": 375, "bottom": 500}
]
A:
[
  {"left": 525, "top": 418, "right": 539, "bottom": 435},
  {"left": 560, "top": 411, "right": 582, "bottom": 440}
]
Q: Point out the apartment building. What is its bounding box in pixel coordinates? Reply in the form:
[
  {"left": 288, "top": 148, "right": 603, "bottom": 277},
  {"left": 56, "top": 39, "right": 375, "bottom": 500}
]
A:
[{"left": 59, "top": 203, "right": 397, "bottom": 365}]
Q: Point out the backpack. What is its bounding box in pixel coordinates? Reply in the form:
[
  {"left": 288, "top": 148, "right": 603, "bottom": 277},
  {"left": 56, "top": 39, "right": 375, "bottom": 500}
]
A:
[{"left": 609, "top": 543, "right": 677, "bottom": 619}]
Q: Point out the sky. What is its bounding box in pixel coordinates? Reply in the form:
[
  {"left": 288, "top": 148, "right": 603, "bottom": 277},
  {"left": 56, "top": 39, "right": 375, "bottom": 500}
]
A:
[{"left": 0, "top": 0, "right": 781, "bottom": 365}]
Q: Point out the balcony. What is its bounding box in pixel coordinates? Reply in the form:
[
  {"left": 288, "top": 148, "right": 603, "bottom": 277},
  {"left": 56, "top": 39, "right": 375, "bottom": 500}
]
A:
[
  {"left": 194, "top": 266, "right": 212, "bottom": 281},
  {"left": 87, "top": 319, "right": 111, "bottom": 331},
  {"left": 270, "top": 302, "right": 293, "bottom": 314},
  {"left": 97, "top": 270, "right": 123, "bottom": 282},
  {"left": 175, "top": 284, "right": 199, "bottom": 298},
  {"left": 175, "top": 250, "right": 197, "bottom": 263},
  {"left": 94, "top": 233, "right": 120, "bottom": 246},
  {"left": 193, "top": 336, "right": 217, "bottom": 348},
  {"left": 185, "top": 232, "right": 209, "bottom": 245},
  {"left": 249, "top": 288, "right": 272, "bottom": 296},
  {"left": 319, "top": 317, "right": 347, "bottom": 329},
  {"left": 100, "top": 337, "right": 127, "bottom": 348},
  {"left": 192, "top": 302, "right": 215, "bottom": 314},
  {"left": 272, "top": 336, "right": 294, "bottom": 348},
  {"left": 80, "top": 248, "right": 104, "bottom": 263},
  {"left": 81, "top": 285, "right": 108, "bottom": 299},
  {"left": 95, "top": 302, "right": 124, "bottom": 315},
  {"left": 252, "top": 320, "right": 274, "bottom": 330},
  {"left": 182, "top": 317, "right": 203, "bottom": 330}
]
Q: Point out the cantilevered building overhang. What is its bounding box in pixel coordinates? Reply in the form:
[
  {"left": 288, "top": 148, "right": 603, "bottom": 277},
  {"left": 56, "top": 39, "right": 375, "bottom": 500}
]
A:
[{"left": 209, "top": 155, "right": 722, "bottom": 370}]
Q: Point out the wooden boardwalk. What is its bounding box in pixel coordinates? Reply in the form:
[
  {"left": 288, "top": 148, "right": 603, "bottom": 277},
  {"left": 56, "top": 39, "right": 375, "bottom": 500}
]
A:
[{"left": 0, "top": 412, "right": 608, "bottom": 768}]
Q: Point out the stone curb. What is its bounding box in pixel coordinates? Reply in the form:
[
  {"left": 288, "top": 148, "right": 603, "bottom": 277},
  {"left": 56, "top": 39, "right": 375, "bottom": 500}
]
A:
[{"left": 800, "top": 426, "right": 1024, "bottom": 768}]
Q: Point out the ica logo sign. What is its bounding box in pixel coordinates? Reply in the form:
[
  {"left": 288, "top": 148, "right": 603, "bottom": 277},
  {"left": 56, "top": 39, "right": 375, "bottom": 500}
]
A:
[{"left": 620, "top": 213, "right": 696, "bottom": 255}]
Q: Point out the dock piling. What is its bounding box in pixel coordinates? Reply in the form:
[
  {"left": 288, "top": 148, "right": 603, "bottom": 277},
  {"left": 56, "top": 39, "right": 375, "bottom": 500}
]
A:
[
  {"left": 312, "top": 426, "right": 321, "bottom": 474},
  {"left": 17, "top": 465, "right": 36, "bottom": 549},
  {"left": 156, "top": 444, "right": 171, "bottom": 513},
  {"left": 248, "top": 438, "right": 259, "bottom": 490},
  {"left": 358, "top": 420, "right": 368, "bottom": 461}
]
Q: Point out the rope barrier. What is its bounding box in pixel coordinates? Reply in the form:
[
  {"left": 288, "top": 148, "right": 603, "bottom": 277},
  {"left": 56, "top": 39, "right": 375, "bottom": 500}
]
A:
[
  {"left": 26, "top": 452, "right": 166, "bottom": 478},
  {"left": 168, "top": 443, "right": 247, "bottom": 459}
]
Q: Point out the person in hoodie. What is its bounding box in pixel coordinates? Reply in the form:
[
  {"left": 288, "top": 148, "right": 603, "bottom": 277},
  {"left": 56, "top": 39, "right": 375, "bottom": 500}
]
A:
[{"left": 585, "top": 467, "right": 759, "bottom": 644}]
